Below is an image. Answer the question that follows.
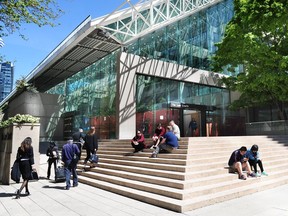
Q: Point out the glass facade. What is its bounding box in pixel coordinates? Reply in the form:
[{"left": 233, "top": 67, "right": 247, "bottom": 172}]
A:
[
  {"left": 47, "top": 0, "right": 243, "bottom": 138},
  {"left": 47, "top": 52, "right": 118, "bottom": 138},
  {"left": 135, "top": 75, "right": 244, "bottom": 137},
  {"left": 128, "top": 0, "right": 234, "bottom": 70}
]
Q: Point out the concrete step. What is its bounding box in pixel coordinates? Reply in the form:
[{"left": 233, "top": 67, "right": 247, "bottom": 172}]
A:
[
  {"left": 78, "top": 175, "right": 184, "bottom": 212},
  {"left": 77, "top": 135, "right": 288, "bottom": 213},
  {"left": 96, "top": 154, "right": 187, "bottom": 165},
  {"left": 78, "top": 162, "right": 186, "bottom": 180},
  {"left": 181, "top": 175, "right": 288, "bottom": 212}
]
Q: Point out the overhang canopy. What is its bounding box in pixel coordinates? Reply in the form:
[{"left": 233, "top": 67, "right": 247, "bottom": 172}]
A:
[{"left": 27, "top": 17, "right": 121, "bottom": 92}]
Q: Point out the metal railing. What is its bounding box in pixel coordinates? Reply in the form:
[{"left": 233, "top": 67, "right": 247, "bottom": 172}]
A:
[{"left": 246, "top": 120, "right": 288, "bottom": 135}]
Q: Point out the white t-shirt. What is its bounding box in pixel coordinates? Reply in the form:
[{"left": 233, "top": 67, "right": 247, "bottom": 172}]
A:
[{"left": 172, "top": 124, "right": 181, "bottom": 140}]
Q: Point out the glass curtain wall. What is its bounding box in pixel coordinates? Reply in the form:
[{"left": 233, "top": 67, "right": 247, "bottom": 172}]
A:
[
  {"left": 128, "top": 0, "right": 234, "bottom": 70},
  {"left": 136, "top": 75, "right": 235, "bottom": 137},
  {"left": 47, "top": 52, "right": 118, "bottom": 138}
]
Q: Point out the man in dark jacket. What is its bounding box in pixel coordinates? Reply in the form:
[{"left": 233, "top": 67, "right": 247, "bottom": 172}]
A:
[
  {"left": 46, "top": 141, "right": 59, "bottom": 179},
  {"left": 62, "top": 137, "right": 80, "bottom": 190},
  {"left": 72, "top": 127, "right": 86, "bottom": 161},
  {"left": 228, "top": 146, "right": 256, "bottom": 180}
]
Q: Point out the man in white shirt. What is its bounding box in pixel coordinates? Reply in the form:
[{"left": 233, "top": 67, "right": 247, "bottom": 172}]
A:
[{"left": 169, "top": 120, "right": 181, "bottom": 140}]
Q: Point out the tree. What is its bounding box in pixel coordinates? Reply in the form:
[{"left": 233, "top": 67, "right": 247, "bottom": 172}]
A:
[
  {"left": 0, "top": 0, "right": 63, "bottom": 39},
  {"left": 212, "top": 0, "right": 288, "bottom": 120}
]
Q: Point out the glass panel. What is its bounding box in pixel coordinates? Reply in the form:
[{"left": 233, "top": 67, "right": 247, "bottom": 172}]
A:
[
  {"left": 128, "top": 0, "right": 234, "bottom": 70},
  {"left": 136, "top": 74, "right": 232, "bottom": 137},
  {"left": 47, "top": 52, "right": 118, "bottom": 138}
]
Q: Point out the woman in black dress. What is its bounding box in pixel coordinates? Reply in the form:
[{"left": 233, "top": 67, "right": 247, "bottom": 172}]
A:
[
  {"left": 83, "top": 126, "right": 98, "bottom": 168},
  {"left": 15, "top": 137, "right": 34, "bottom": 199}
]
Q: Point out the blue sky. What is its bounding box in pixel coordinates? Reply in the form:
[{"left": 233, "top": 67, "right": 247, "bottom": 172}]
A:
[{"left": 0, "top": 0, "right": 138, "bottom": 87}]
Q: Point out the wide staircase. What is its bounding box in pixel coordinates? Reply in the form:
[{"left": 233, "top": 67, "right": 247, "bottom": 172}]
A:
[{"left": 76, "top": 135, "right": 288, "bottom": 213}]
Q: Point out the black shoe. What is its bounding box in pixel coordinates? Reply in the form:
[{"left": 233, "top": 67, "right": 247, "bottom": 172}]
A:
[
  {"left": 15, "top": 190, "right": 20, "bottom": 199},
  {"left": 65, "top": 186, "right": 70, "bottom": 190},
  {"left": 133, "top": 150, "right": 139, "bottom": 153},
  {"left": 73, "top": 183, "right": 78, "bottom": 187}
]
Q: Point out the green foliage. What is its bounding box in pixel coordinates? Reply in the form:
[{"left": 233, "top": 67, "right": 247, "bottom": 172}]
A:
[
  {"left": 16, "top": 77, "right": 38, "bottom": 93},
  {"left": 212, "top": 0, "right": 288, "bottom": 119},
  {"left": 0, "top": 0, "right": 63, "bottom": 38},
  {"left": 0, "top": 114, "right": 40, "bottom": 128}
]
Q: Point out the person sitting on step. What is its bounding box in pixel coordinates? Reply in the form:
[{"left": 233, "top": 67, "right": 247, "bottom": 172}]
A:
[
  {"left": 245, "top": 144, "right": 268, "bottom": 177},
  {"left": 150, "top": 126, "right": 178, "bottom": 158},
  {"left": 131, "top": 130, "right": 146, "bottom": 153},
  {"left": 228, "top": 146, "right": 257, "bottom": 180},
  {"left": 150, "top": 123, "right": 166, "bottom": 149}
]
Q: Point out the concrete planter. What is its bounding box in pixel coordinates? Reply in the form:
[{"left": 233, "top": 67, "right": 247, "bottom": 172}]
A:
[{"left": 0, "top": 123, "right": 40, "bottom": 185}]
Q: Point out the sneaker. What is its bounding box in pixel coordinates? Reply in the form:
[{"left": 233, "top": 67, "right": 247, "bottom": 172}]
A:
[
  {"left": 256, "top": 172, "right": 261, "bottom": 177},
  {"left": 261, "top": 171, "right": 268, "bottom": 176},
  {"left": 150, "top": 154, "right": 157, "bottom": 158},
  {"left": 249, "top": 172, "right": 257, "bottom": 178},
  {"left": 239, "top": 174, "right": 246, "bottom": 180}
]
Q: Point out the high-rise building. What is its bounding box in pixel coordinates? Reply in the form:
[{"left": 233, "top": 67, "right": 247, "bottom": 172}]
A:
[{"left": 0, "top": 62, "right": 13, "bottom": 102}]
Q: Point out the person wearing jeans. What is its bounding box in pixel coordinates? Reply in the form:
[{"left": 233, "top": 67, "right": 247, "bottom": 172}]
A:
[
  {"left": 150, "top": 126, "right": 178, "bottom": 158},
  {"left": 62, "top": 137, "right": 80, "bottom": 190}
]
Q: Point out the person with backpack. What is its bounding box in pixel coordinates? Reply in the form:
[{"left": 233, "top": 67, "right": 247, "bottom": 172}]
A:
[
  {"left": 46, "top": 141, "right": 59, "bottom": 180},
  {"left": 72, "top": 127, "right": 86, "bottom": 162}
]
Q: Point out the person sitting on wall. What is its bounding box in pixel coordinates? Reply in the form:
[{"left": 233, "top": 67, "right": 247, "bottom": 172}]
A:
[
  {"left": 131, "top": 130, "right": 145, "bottom": 153},
  {"left": 228, "top": 146, "right": 257, "bottom": 180},
  {"left": 150, "top": 126, "right": 178, "bottom": 158},
  {"left": 150, "top": 123, "right": 166, "bottom": 149}
]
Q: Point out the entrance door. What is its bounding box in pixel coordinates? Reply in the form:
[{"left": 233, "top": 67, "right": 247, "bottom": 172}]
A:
[{"left": 183, "top": 110, "right": 201, "bottom": 137}]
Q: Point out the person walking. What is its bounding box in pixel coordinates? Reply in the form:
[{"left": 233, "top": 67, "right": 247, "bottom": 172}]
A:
[
  {"left": 72, "top": 127, "right": 86, "bottom": 162},
  {"left": 83, "top": 126, "right": 98, "bottom": 168},
  {"left": 61, "top": 137, "right": 80, "bottom": 190},
  {"left": 15, "top": 137, "right": 35, "bottom": 199},
  {"left": 46, "top": 141, "right": 59, "bottom": 180}
]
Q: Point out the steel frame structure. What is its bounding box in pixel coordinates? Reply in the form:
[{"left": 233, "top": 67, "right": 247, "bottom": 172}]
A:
[{"left": 93, "top": 0, "right": 223, "bottom": 45}]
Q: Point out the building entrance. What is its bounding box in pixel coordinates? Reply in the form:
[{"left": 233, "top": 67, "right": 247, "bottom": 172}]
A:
[
  {"left": 170, "top": 102, "right": 216, "bottom": 137},
  {"left": 183, "top": 110, "right": 201, "bottom": 137}
]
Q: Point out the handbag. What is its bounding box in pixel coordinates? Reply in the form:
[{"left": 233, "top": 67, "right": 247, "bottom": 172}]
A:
[
  {"left": 11, "top": 160, "right": 21, "bottom": 183},
  {"left": 29, "top": 170, "right": 39, "bottom": 181},
  {"left": 89, "top": 154, "right": 99, "bottom": 163}
]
